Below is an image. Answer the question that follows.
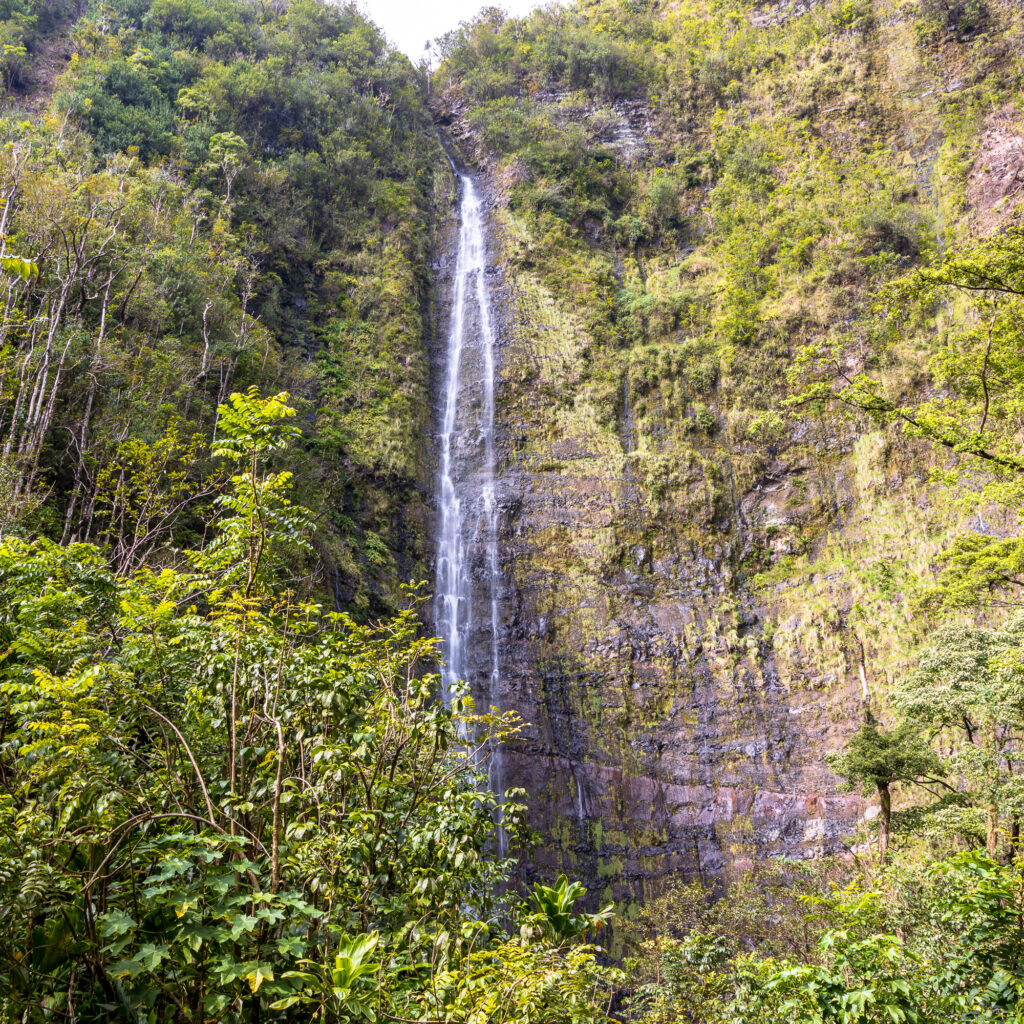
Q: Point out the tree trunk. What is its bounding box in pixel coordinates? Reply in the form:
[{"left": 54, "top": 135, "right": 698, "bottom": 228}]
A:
[
  {"left": 878, "top": 782, "right": 891, "bottom": 862},
  {"left": 987, "top": 799, "right": 999, "bottom": 857}
]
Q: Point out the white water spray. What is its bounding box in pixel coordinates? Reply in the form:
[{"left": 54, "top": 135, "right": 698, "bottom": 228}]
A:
[{"left": 435, "top": 170, "right": 504, "bottom": 850}]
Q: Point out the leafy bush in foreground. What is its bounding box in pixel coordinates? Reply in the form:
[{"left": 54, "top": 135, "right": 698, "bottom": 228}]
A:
[{"left": 0, "top": 390, "right": 618, "bottom": 1022}]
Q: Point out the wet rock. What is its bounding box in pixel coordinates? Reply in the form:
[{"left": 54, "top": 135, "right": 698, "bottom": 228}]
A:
[{"left": 428, "top": 136, "right": 880, "bottom": 909}]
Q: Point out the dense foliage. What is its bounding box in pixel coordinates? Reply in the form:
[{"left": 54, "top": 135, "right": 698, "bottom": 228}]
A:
[
  {"left": 0, "top": 2, "right": 633, "bottom": 1019},
  {"left": 0, "top": 0, "right": 445, "bottom": 618},
  {"left": 0, "top": 0, "right": 80, "bottom": 93},
  {"left": 622, "top": 853, "right": 1024, "bottom": 1023},
  {"left": 0, "top": 389, "right": 619, "bottom": 1021}
]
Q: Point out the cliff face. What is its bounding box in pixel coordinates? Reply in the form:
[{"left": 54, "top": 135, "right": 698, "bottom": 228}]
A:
[
  {"left": 432, "top": 0, "right": 1024, "bottom": 908},
  {"left": 488, "top": 197, "right": 872, "bottom": 902}
]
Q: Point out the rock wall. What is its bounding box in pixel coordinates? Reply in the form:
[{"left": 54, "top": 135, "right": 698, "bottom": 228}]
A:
[
  {"left": 430, "top": 0, "right": 1024, "bottom": 912},
  {"left": 489, "top": 233, "right": 872, "bottom": 905},
  {"left": 428, "top": 172, "right": 911, "bottom": 907}
]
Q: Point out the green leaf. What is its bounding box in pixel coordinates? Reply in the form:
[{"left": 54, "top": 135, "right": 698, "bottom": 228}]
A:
[
  {"left": 245, "top": 965, "right": 274, "bottom": 993},
  {"left": 99, "top": 910, "right": 137, "bottom": 937}
]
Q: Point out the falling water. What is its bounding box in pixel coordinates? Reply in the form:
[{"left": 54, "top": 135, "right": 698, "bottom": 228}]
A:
[
  {"left": 435, "top": 170, "right": 505, "bottom": 849},
  {"left": 571, "top": 766, "right": 586, "bottom": 830}
]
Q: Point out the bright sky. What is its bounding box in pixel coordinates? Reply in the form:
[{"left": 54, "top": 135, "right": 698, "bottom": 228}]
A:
[{"left": 358, "top": 0, "right": 544, "bottom": 61}]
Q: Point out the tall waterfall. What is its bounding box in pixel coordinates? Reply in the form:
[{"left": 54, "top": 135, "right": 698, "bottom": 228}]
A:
[{"left": 435, "top": 171, "right": 504, "bottom": 842}]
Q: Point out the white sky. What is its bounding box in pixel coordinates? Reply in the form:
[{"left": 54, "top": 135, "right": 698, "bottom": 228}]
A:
[{"left": 358, "top": 0, "right": 544, "bottom": 61}]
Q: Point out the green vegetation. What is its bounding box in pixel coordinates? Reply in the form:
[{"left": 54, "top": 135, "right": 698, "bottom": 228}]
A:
[
  {"left": 0, "top": 0, "right": 1024, "bottom": 1019},
  {"left": 0, "top": 389, "right": 619, "bottom": 1020},
  {"left": 827, "top": 715, "right": 946, "bottom": 860},
  {"left": 623, "top": 853, "right": 1024, "bottom": 1023},
  {"left": 0, "top": 3, "right": 628, "bottom": 1016},
  {"left": 0, "top": 0, "right": 446, "bottom": 618},
  {"left": 0, "top": 0, "right": 80, "bottom": 93},
  {"left": 791, "top": 223, "right": 1024, "bottom": 607}
]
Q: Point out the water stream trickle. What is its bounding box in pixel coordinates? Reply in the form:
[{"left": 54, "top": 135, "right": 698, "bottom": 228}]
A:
[{"left": 436, "top": 170, "right": 505, "bottom": 852}]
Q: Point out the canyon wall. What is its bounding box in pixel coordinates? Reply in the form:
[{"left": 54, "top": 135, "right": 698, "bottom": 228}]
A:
[{"left": 432, "top": 0, "right": 1024, "bottom": 909}]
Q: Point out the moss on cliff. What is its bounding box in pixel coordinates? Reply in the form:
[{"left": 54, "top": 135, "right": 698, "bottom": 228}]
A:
[{"left": 435, "top": 0, "right": 1024, "bottom": 892}]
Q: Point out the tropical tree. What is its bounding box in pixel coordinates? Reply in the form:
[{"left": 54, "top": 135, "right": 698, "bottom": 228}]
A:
[
  {"left": 524, "top": 874, "right": 614, "bottom": 944},
  {"left": 828, "top": 715, "right": 947, "bottom": 860},
  {"left": 895, "top": 616, "right": 1024, "bottom": 855}
]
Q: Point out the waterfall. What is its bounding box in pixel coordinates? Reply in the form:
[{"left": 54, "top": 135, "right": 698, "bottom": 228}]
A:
[{"left": 435, "top": 170, "right": 505, "bottom": 850}]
